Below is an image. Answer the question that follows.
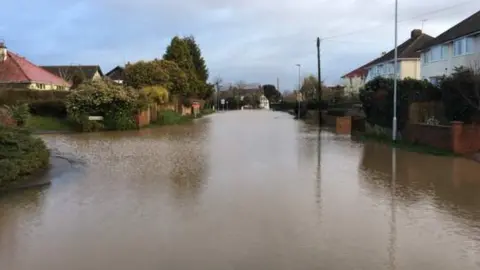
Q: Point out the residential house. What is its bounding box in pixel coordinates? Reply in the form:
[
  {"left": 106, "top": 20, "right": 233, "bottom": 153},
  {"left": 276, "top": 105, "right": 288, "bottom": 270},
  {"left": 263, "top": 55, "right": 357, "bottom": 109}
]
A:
[
  {"left": 106, "top": 66, "right": 125, "bottom": 84},
  {"left": 419, "top": 10, "right": 480, "bottom": 84},
  {"left": 41, "top": 65, "right": 104, "bottom": 82},
  {"left": 0, "top": 42, "right": 70, "bottom": 90},
  {"left": 341, "top": 65, "right": 369, "bottom": 94},
  {"left": 364, "top": 29, "right": 434, "bottom": 81}
]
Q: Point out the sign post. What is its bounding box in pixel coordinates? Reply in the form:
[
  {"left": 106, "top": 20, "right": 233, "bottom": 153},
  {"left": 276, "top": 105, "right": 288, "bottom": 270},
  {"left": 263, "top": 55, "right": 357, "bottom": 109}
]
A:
[
  {"left": 220, "top": 99, "right": 225, "bottom": 111},
  {"left": 192, "top": 102, "right": 200, "bottom": 118}
]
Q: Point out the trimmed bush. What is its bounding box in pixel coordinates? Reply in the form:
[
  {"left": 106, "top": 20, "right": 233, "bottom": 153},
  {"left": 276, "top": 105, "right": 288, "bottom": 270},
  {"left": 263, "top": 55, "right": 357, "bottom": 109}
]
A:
[
  {"left": 29, "top": 100, "right": 67, "bottom": 118},
  {"left": 0, "top": 89, "right": 69, "bottom": 105},
  {"left": 157, "top": 110, "right": 192, "bottom": 125},
  {"left": 0, "top": 127, "right": 50, "bottom": 188}
]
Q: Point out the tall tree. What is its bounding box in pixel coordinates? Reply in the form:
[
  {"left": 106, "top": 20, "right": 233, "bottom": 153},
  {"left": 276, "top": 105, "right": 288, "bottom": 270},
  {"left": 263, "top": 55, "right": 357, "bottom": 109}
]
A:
[
  {"left": 262, "top": 84, "right": 282, "bottom": 102},
  {"left": 163, "top": 36, "right": 194, "bottom": 73},
  {"left": 184, "top": 36, "right": 209, "bottom": 83}
]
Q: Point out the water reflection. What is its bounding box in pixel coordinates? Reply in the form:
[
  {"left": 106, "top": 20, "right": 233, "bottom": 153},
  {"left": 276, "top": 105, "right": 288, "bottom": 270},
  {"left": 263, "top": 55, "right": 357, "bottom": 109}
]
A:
[{"left": 360, "top": 142, "right": 480, "bottom": 224}]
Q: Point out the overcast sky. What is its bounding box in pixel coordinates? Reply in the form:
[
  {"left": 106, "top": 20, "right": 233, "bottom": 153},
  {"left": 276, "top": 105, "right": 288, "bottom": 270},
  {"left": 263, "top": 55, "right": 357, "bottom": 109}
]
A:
[{"left": 1, "top": 0, "right": 480, "bottom": 89}]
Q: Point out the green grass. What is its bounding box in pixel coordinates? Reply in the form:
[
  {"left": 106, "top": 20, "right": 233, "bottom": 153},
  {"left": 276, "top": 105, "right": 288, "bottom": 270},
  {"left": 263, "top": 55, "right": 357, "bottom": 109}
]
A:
[
  {"left": 151, "top": 111, "right": 193, "bottom": 126},
  {"left": 358, "top": 133, "right": 458, "bottom": 157},
  {"left": 26, "top": 116, "right": 73, "bottom": 132}
]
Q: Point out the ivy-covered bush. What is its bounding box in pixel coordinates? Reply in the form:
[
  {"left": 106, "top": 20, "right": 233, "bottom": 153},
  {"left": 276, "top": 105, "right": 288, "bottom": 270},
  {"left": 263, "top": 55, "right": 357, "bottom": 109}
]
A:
[
  {"left": 360, "top": 77, "right": 440, "bottom": 130},
  {"left": 66, "top": 80, "right": 144, "bottom": 131},
  {"left": 440, "top": 67, "right": 480, "bottom": 123},
  {"left": 0, "top": 127, "right": 50, "bottom": 188}
]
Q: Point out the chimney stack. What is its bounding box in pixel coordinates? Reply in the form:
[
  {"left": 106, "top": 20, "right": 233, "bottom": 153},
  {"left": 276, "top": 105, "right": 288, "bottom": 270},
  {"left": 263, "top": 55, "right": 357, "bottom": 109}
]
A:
[
  {"left": 411, "top": 29, "right": 422, "bottom": 39},
  {"left": 0, "top": 42, "right": 7, "bottom": 62},
  {"left": 381, "top": 51, "right": 387, "bottom": 56}
]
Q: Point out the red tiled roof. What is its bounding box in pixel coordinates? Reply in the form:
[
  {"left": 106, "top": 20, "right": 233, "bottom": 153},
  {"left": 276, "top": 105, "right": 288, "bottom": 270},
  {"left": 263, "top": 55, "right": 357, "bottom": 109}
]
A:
[{"left": 0, "top": 51, "right": 69, "bottom": 86}]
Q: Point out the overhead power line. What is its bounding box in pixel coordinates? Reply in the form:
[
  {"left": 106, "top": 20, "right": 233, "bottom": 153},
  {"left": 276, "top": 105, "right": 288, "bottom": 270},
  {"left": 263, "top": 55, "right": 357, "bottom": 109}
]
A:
[{"left": 322, "top": 0, "right": 477, "bottom": 40}]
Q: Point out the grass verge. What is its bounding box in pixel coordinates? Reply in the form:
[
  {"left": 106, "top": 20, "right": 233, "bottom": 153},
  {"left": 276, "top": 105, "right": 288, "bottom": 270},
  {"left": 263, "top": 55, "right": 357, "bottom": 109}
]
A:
[
  {"left": 26, "top": 116, "right": 74, "bottom": 132},
  {"left": 151, "top": 111, "right": 193, "bottom": 126},
  {"left": 357, "top": 133, "right": 458, "bottom": 157}
]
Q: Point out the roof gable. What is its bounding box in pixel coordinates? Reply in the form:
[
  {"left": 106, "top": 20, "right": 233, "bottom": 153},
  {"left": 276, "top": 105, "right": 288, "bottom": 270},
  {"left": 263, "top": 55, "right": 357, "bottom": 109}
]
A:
[
  {"left": 0, "top": 51, "right": 69, "bottom": 85},
  {"left": 419, "top": 10, "right": 480, "bottom": 50},
  {"left": 106, "top": 66, "right": 125, "bottom": 80}
]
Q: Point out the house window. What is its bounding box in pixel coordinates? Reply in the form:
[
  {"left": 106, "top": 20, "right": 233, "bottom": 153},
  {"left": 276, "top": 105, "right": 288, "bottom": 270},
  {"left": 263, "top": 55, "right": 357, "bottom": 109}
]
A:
[
  {"left": 36, "top": 83, "right": 46, "bottom": 90},
  {"left": 466, "top": 36, "right": 475, "bottom": 54},
  {"left": 441, "top": 45, "right": 449, "bottom": 59},
  {"left": 454, "top": 39, "right": 464, "bottom": 56},
  {"left": 423, "top": 52, "right": 429, "bottom": 64}
]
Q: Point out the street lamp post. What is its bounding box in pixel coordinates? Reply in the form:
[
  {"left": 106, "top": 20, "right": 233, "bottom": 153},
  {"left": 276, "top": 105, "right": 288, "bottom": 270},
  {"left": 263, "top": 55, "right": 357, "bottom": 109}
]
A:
[
  {"left": 296, "top": 64, "right": 302, "bottom": 119},
  {"left": 393, "top": 0, "right": 399, "bottom": 141}
]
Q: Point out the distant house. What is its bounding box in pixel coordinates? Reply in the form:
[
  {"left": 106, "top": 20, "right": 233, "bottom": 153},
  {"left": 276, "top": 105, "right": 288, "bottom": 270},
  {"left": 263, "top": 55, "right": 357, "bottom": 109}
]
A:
[
  {"left": 364, "top": 30, "right": 434, "bottom": 81},
  {"left": 105, "top": 66, "right": 125, "bottom": 84},
  {"left": 0, "top": 42, "right": 70, "bottom": 90},
  {"left": 40, "top": 65, "right": 103, "bottom": 82},
  {"left": 419, "top": 10, "right": 480, "bottom": 84}
]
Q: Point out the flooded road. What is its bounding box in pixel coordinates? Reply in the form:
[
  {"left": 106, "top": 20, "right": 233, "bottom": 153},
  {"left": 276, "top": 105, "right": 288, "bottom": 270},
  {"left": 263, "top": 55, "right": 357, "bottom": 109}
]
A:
[{"left": 1, "top": 110, "right": 479, "bottom": 270}]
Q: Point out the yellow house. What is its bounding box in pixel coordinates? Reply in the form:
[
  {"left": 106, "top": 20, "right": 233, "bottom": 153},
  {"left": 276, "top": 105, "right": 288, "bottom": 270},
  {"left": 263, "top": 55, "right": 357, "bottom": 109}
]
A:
[{"left": 0, "top": 42, "right": 70, "bottom": 90}]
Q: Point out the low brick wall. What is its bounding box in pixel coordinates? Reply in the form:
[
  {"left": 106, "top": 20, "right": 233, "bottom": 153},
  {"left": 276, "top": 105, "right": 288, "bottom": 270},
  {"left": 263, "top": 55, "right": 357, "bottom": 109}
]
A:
[
  {"left": 135, "top": 108, "right": 151, "bottom": 128},
  {"left": 405, "top": 124, "right": 452, "bottom": 151},
  {"left": 336, "top": 116, "right": 352, "bottom": 134},
  {"left": 452, "top": 122, "right": 480, "bottom": 154}
]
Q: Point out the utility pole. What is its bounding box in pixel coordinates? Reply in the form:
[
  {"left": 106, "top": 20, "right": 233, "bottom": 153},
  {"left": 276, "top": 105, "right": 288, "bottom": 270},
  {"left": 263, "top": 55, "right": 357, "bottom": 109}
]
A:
[
  {"left": 317, "top": 37, "right": 322, "bottom": 126},
  {"left": 393, "top": 0, "right": 398, "bottom": 141},
  {"left": 276, "top": 77, "right": 280, "bottom": 92},
  {"left": 296, "top": 64, "right": 302, "bottom": 119}
]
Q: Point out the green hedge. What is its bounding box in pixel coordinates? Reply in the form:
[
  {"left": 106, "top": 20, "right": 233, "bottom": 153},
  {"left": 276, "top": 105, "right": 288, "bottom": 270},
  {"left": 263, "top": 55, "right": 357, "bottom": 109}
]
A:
[
  {"left": 29, "top": 100, "right": 67, "bottom": 118},
  {"left": 0, "top": 127, "right": 50, "bottom": 188},
  {"left": 0, "top": 89, "right": 69, "bottom": 105}
]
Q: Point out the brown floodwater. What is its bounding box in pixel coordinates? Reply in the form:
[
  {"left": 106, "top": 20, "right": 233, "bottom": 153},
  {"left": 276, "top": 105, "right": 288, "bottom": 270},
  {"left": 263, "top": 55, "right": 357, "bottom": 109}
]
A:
[{"left": 1, "top": 110, "right": 479, "bottom": 270}]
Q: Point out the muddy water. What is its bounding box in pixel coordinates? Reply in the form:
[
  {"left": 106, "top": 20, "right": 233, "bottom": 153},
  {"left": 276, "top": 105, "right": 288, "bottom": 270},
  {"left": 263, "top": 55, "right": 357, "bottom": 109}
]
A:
[{"left": 0, "top": 110, "right": 479, "bottom": 270}]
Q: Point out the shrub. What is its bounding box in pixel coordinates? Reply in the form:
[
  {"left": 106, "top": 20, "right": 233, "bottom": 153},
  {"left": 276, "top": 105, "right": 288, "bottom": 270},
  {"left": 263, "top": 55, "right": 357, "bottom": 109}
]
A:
[
  {"left": 0, "top": 107, "right": 16, "bottom": 127},
  {"left": 29, "top": 100, "right": 67, "bottom": 118},
  {"left": 0, "top": 127, "right": 50, "bottom": 188},
  {"left": 440, "top": 67, "right": 480, "bottom": 122},
  {"left": 140, "top": 86, "right": 169, "bottom": 104},
  {"left": 360, "top": 77, "right": 440, "bottom": 130},
  {"left": 4, "top": 104, "right": 30, "bottom": 126},
  {"left": 0, "top": 89, "right": 69, "bottom": 105},
  {"left": 66, "top": 80, "right": 142, "bottom": 131}
]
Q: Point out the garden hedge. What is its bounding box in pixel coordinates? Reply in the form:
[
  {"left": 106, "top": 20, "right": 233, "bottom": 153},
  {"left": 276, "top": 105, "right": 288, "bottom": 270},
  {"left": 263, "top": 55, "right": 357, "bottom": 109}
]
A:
[
  {"left": 0, "top": 127, "right": 50, "bottom": 188},
  {"left": 29, "top": 100, "right": 67, "bottom": 118},
  {"left": 0, "top": 89, "right": 69, "bottom": 105}
]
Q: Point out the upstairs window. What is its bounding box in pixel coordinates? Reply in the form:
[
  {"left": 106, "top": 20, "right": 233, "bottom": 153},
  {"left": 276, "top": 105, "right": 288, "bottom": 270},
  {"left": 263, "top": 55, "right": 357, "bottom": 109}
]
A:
[
  {"left": 466, "top": 36, "right": 475, "bottom": 54},
  {"left": 454, "top": 39, "right": 464, "bottom": 56}
]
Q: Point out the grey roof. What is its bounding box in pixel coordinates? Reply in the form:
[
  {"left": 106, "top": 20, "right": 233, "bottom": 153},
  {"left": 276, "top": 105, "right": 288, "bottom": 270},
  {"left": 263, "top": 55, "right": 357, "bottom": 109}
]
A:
[
  {"left": 40, "top": 65, "right": 103, "bottom": 80},
  {"left": 106, "top": 66, "right": 125, "bottom": 81},
  {"left": 365, "top": 30, "right": 434, "bottom": 68},
  {"left": 419, "top": 10, "right": 480, "bottom": 51}
]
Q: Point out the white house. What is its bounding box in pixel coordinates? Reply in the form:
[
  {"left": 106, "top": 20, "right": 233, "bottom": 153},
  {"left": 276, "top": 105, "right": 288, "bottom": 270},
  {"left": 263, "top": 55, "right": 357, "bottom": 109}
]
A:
[
  {"left": 363, "top": 30, "right": 434, "bottom": 82},
  {"left": 341, "top": 65, "right": 368, "bottom": 95},
  {"left": 420, "top": 10, "right": 480, "bottom": 84}
]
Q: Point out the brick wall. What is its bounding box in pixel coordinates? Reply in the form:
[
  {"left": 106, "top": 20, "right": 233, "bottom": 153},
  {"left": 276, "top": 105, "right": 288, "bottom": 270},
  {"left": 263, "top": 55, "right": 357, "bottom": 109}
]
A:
[
  {"left": 135, "top": 108, "right": 151, "bottom": 128},
  {"left": 452, "top": 122, "right": 480, "bottom": 154},
  {"left": 336, "top": 116, "right": 352, "bottom": 134},
  {"left": 405, "top": 124, "right": 452, "bottom": 151},
  {"left": 405, "top": 122, "right": 480, "bottom": 154}
]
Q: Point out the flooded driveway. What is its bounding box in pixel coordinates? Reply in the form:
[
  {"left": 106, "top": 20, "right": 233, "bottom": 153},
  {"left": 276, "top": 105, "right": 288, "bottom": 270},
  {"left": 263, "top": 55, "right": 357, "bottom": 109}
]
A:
[{"left": 1, "top": 110, "right": 479, "bottom": 270}]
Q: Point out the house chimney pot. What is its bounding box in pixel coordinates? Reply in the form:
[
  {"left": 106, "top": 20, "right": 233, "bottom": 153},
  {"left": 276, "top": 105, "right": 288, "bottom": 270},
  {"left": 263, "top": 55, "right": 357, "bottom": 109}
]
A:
[
  {"left": 411, "top": 29, "right": 422, "bottom": 39},
  {"left": 0, "top": 42, "right": 7, "bottom": 62}
]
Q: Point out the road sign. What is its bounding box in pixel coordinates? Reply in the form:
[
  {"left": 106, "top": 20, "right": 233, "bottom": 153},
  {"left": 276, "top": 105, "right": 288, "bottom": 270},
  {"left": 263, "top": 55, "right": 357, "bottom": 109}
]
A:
[
  {"left": 221, "top": 99, "right": 225, "bottom": 105},
  {"left": 192, "top": 102, "right": 200, "bottom": 109}
]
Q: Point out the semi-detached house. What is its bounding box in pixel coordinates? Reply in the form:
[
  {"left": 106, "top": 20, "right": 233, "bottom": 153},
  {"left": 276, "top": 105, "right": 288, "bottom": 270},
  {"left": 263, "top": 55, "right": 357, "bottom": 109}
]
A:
[
  {"left": 419, "top": 10, "right": 480, "bottom": 84},
  {"left": 364, "top": 29, "right": 434, "bottom": 82}
]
